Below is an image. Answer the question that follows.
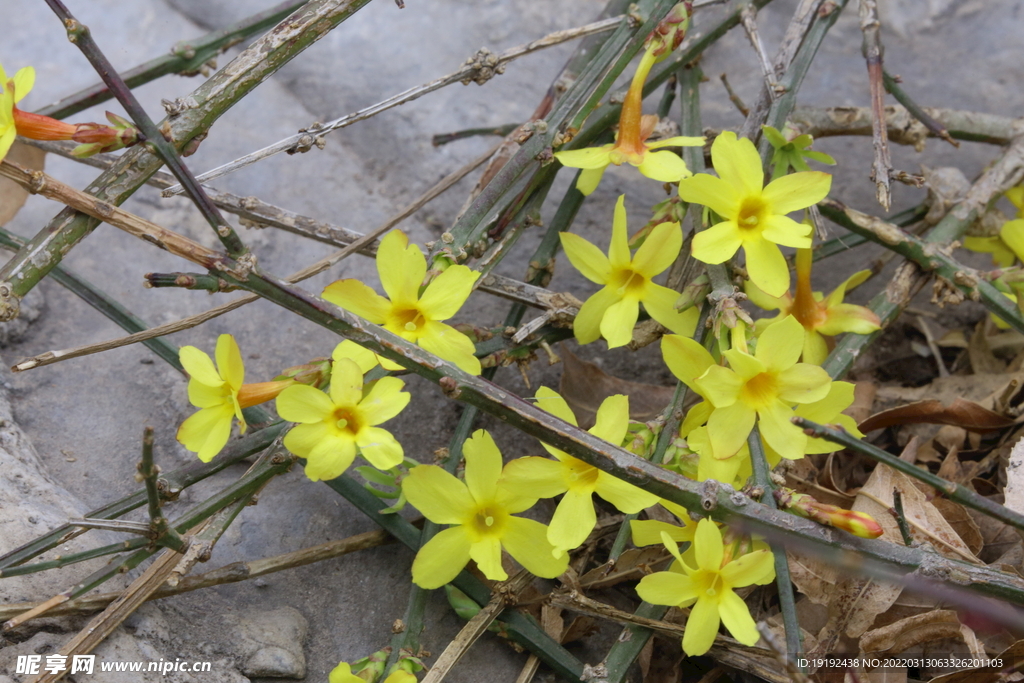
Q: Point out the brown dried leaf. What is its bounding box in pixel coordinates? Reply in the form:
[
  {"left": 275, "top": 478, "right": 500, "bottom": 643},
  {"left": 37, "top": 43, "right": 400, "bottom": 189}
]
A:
[
  {"left": 932, "top": 498, "right": 984, "bottom": 556},
  {"left": 558, "top": 345, "right": 675, "bottom": 428},
  {"left": 579, "top": 546, "right": 666, "bottom": 589},
  {"left": 1004, "top": 436, "right": 1024, "bottom": 519},
  {"left": 857, "top": 465, "right": 980, "bottom": 564},
  {"left": 875, "top": 372, "right": 1024, "bottom": 409},
  {"left": 787, "top": 550, "right": 836, "bottom": 606},
  {"left": 860, "top": 609, "right": 963, "bottom": 655},
  {"left": 928, "top": 638, "right": 1024, "bottom": 683},
  {"left": 969, "top": 317, "right": 1008, "bottom": 374},
  {"left": 858, "top": 398, "right": 1015, "bottom": 433},
  {"left": 0, "top": 142, "right": 45, "bottom": 225},
  {"left": 846, "top": 380, "right": 877, "bottom": 425}
]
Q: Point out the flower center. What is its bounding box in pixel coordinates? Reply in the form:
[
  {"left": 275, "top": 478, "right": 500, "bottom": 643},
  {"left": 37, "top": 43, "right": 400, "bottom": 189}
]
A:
[
  {"left": 609, "top": 268, "right": 647, "bottom": 298},
  {"left": 565, "top": 457, "right": 600, "bottom": 489},
  {"left": 692, "top": 568, "right": 724, "bottom": 598},
  {"left": 330, "top": 407, "right": 361, "bottom": 436},
  {"left": 740, "top": 371, "right": 779, "bottom": 410},
  {"left": 392, "top": 306, "right": 427, "bottom": 334},
  {"left": 470, "top": 505, "right": 506, "bottom": 538},
  {"left": 737, "top": 196, "right": 767, "bottom": 231}
]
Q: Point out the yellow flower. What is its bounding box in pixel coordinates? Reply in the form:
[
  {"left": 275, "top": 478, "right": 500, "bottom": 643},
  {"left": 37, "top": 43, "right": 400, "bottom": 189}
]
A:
[
  {"left": 637, "top": 520, "right": 774, "bottom": 656},
  {"left": 501, "top": 387, "right": 659, "bottom": 555},
  {"left": 323, "top": 230, "right": 481, "bottom": 375},
  {"left": 560, "top": 195, "right": 699, "bottom": 348},
  {"left": 330, "top": 662, "right": 416, "bottom": 683},
  {"left": 403, "top": 429, "right": 568, "bottom": 588},
  {"left": 276, "top": 358, "right": 409, "bottom": 481},
  {"left": 679, "top": 131, "right": 832, "bottom": 297},
  {"left": 553, "top": 47, "right": 703, "bottom": 195},
  {"left": 630, "top": 498, "right": 698, "bottom": 549},
  {"left": 177, "top": 334, "right": 292, "bottom": 462},
  {"left": 695, "top": 315, "right": 832, "bottom": 460},
  {"left": 745, "top": 248, "right": 880, "bottom": 364},
  {"left": 0, "top": 62, "right": 34, "bottom": 162}
]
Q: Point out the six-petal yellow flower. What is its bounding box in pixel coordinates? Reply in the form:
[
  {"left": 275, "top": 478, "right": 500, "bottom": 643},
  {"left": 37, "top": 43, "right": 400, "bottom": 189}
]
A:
[
  {"left": 745, "top": 248, "right": 880, "bottom": 364},
  {"left": 680, "top": 131, "right": 831, "bottom": 297},
  {"left": 561, "top": 195, "right": 699, "bottom": 348},
  {"left": 323, "top": 230, "right": 482, "bottom": 375},
  {"left": 403, "top": 429, "right": 568, "bottom": 588},
  {"left": 276, "top": 358, "right": 410, "bottom": 481},
  {"left": 695, "top": 315, "right": 832, "bottom": 460},
  {"left": 501, "top": 387, "right": 660, "bottom": 555},
  {"left": 637, "top": 520, "right": 774, "bottom": 656}
]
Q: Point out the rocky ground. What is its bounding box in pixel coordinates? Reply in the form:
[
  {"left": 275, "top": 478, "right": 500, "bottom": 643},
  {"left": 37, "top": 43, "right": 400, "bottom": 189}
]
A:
[{"left": 0, "top": 0, "right": 1021, "bottom": 681}]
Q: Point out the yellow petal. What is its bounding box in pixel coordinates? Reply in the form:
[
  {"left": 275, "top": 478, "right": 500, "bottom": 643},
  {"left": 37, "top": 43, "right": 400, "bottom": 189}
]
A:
[
  {"left": 282, "top": 422, "right": 330, "bottom": 458},
  {"left": 355, "top": 426, "right": 404, "bottom": 470},
  {"left": 692, "top": 220, "right": 743, "bottom": 265},
  {"left": 678, "top": 173, "right": 740, "bottom": 219},
  {"left": 643, "top": 283, "right": 699, "bottom": 336},
  {"left": 1001, "top": 219, "right": 1024, "bottom": 262},
  {"left": 358, "top": 376, "right": 410, "bottom": 425},
  {"left": 632, "top": 221, "right": 682, "bottom": 277},
  {"left": 760, "top": 214, "right": 813, "bottom": 249},
  {"left": 743, "top": 280, "right": 788, "bottom": 311},
  {"left": 761, "top": 170, "right": 831, "bottom": 214},
  {"left": 711, "top": 131, "right": 763, "bottom": 196},
  {"left": 560, "top": 232, "right": 611, "bottom": 284},
  {"left": 548, "top": 488, "right": 596, "bottom": 552},
  {"left": 418, "top": 320, "right": 481, "bottom": 375},
  {"left": 576, "top": 166, "right": 607, "bottom": 196},
  {"left": 329, "top": 358, "right": 364, "bottom": 406},
  {"left": 177, "top": 406, "right": 233, "bottom": 462},
  {"left": 12, "top": 66, "right": 35, "bottom": 104},
  {"left": 332, "top": 340, "right": 378, "bottom": 374},
  {"left": 322, "top": 279, "right": 390, "bottom": 323},
  {"left": 682, "top": 595, "right": 721, "bottom": 656},
  {"left": 825, "top": 269, "right": 872, "bottom": 308},
  {"left": 187, "top": 379, "right": 227, "bottom": 409},
  {"left": 179, "top": 346, "right": 222, "bottom": 387},
  {"left": 378, "top": 230, "right": 426, "bottom": 304},
  {"left": 696, "top": 365, "right": 743, "bottom": 408},
  {"left": 722, "top": 348, "right": 766, "bottom": 381},
  {"left": 464, "top": 429, "right": 502, "bottom": 503},
  {"left": 776, "top": 363, "right": 831, "bottom": 403},
  {"left": 706, "top": 401, "right": 756, "bottom": 458},
  {"left": 696, "top": 447, "right": 745, "bottom": 484},
  {"left": 0, "top": 127, "right": 16, "bottom": 163},
  {"left": 303, "top": 435, "right": 358, "bottom": 481},
  {"left": 717, "top": 589, "right": 760, "bottom": 645},
  {"left": 817, "top": 303, "right": 881, "bottom": 336},
  {"left": 503, "top": 516, "right": 569, "bottom": 578},
  {"left": 412, "top": 526, "right": 472, "bottom": 589},
  {"left": 418, "top": 265, "right": 479, "bottom": 320},
  {"left": 554, "top": 145, "right": 613, "bottom": 170},
  {"left": 329, "top": 662, "right": 361, "bottom": 683},
  {"left": 743, "top": 238, "right": 790, "bottom": 298},
  {"left": 637, "top": 571, "right": 698, "bottom": 606},
  {"left": 757, "top": 400, "right": 806, "bottom": 459},
  {"left": 573, "top": 286, "right": 619, "bottom": 345},
  {"left": 535, "top": 386, "right": 578, "bottom": 425},
  {"left": 500, "top": 456, "right": 568, "bottom": 499},
  {"left": 679, "top": 400, "right": 713, "bottom": 436},
  {"left": 469, "top": 535, "right": 506, "bottom": 581},
  {"left": 802, "top": 329, "right": 830, "bottom": 365},
  {"left": 693, "top": 518, "right": 723, "bottom": 571},
  {"left": 636, "top": 149, "right": 690, "bottom": 182},
  {"left": 214, "top": 334, "right": 245, "bottom": 390},
  {"left": 721, "top": 548, "right": 774, "bottom": 586},
  {"left": 631, "top": 519, "right": 694, "bottom": 547},
  {"left": 595, "top": 472, "right": 659, "bottom": 513},
  {"left": 795, "top": 381, "right": 854, "bottom": 423},
  {"left": 661, "top": 334, "right": 716, "bottom": 392},
  {"left": 600, "top": 297, "right": 640, "bottom": 348},
  {"left": 277, "top": 384, "right": 334, "bottom": 423},
  {"left": 608, "top": 195, "right": 631, "bottom": 270},
  {"left": 591, "top": 394, "right": 629, "bottom": 443},
  {"left": 647, "top": 135, "right": 706, "bottom": 150},
  {"left": 403, "top": 465, "right": 475, "bottom": 524},
  {"left": 754, "top": 314, "right": 804, "bottom": 372}
]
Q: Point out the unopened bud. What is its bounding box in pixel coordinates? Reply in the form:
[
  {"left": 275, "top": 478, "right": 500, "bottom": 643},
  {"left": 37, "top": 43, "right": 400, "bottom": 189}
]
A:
[
  {"left": 274, "top": 357, "right": 331, "bottom": 390},
  {"left": 70, "top": 111, "right": 142, "bottom": 157},
  {"left": 236, "top": 379, "right": 296, "bottom": 409},
  {"left": 645, "top": 2, "right": 693, "bottom": 61},
  {"left": 776, "top": 488, "right": 883, "bottom": 538},
  {"left": 675, "top": 273, "right": 710, "bottom": 312},
  {"left": 622, "top": 421, "right": 657, "bottom": 457}
]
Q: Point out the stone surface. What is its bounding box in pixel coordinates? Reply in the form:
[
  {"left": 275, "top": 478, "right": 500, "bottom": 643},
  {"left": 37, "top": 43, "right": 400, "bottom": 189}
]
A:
[
  {"left": 1, "top": 0, "right": 1022, "bottom": 682},
  {"left": 223, "top": 607, "right": 308, "bottom": 679}
]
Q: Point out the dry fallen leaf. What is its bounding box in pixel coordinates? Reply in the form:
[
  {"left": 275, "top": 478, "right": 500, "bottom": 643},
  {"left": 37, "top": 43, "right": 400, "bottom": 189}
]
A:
[
  {"left": 860, "top": 609, "right": 964, "bottom": 655},
  {"left": 1004, "top": 436, "right": 1024, "bottom": 519},
  {"left": 928, "top": 637, "right": 1024, "bottom": 683},
  {"left": 858, "top": 398, "right": 1015, "bottom": 433},
  {"left": 0, "top": 142, "right": 46, "bottom": 225},
  {"left": 558, "top": 344, "right": 676, "bottom": 428}
]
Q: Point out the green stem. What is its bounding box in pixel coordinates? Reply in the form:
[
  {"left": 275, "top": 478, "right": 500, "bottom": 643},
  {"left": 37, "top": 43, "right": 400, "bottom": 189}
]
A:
[
  {"left": 431, "top": 123, "right": 521, "bottom": 147},
  {"left": 0, "top": 0, "right": 373, "bottom": 321},
  {"left": 42, "top": 0, "right": 248, "bottom": 256},
  {"left": 794, "top": 418, "right": 1024, "bottom": 535},
  {"left": 892, "top": 489, "right": 914, "bottom": 546},
  {"left": 138, "top": 427, "right": 187, "bottom": 553},
  {"left": 0, "top": 421, "right": 287, "bottom": 569},
  {"left": 882, "top": 69, "right": 958, "bottom": 148},
  {"left": 324, "top": 474, "right": 584, "bottom": 681},
  {"left": 0, "top": 227, "right": 184, "bottom": 372},
  {"left": 35, "top": 0, "right": 308, "bottom": 120},
  {"left": 748, "top": 428, "right": 802, "bottom": 669}
]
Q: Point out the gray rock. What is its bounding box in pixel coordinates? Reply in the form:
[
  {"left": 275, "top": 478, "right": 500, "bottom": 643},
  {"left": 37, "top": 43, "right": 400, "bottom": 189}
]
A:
[{"left": 223, "top": 607, "right": 307, "bottom": 679}]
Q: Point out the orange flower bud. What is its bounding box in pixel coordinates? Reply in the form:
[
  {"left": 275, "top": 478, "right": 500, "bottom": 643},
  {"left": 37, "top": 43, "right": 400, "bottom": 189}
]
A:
[
  {"left": 776, "top": 488, "right": 883, "bottom": 539},
  {"left": 12, "top": 108, "right": 77, "bottom": 140},
  {"left": 236, "top": 379, "right": 295, "bottom": 409}
]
